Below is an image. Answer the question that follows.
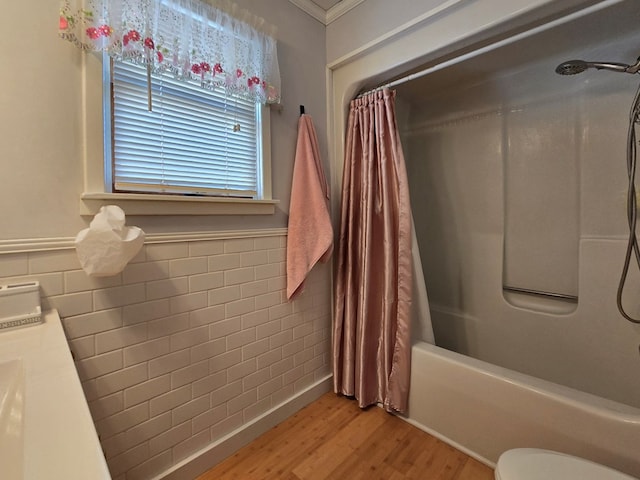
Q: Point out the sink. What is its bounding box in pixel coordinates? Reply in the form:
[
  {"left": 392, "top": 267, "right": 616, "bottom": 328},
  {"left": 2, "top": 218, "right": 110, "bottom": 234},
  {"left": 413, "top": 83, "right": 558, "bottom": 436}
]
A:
[{"left": 0, "top": 358, "right": 24, "bottom": 480}]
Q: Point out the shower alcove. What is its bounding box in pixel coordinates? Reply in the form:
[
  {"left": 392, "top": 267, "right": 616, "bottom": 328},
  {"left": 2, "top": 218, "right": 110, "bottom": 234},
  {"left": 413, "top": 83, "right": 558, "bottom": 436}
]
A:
[{"left": 329, "top": 0, "right": 640, "bottom": 409}]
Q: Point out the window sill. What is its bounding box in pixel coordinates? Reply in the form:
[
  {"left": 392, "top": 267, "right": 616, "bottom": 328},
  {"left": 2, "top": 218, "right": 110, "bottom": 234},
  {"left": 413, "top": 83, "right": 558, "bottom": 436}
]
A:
[{"left": 80, "top": 193, "right": 279, "bottom": 216}]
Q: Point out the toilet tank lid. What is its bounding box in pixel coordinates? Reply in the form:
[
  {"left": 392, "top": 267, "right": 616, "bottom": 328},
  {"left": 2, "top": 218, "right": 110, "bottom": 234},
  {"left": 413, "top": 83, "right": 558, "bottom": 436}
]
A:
[{"left": 496, "top": 448, "right": 638, "bottom": 480}]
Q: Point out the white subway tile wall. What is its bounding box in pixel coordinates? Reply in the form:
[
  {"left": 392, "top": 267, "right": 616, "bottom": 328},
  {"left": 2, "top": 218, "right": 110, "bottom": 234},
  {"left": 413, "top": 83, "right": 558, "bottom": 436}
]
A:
[{"left": 0, "top": 233, "right": 332, "bottom": 480}]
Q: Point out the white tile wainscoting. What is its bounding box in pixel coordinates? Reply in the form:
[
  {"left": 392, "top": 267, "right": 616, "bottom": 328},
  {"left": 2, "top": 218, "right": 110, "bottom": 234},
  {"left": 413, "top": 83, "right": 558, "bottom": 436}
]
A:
[{"left": 0, "top": 229, "right": 332, "bottom": 480}]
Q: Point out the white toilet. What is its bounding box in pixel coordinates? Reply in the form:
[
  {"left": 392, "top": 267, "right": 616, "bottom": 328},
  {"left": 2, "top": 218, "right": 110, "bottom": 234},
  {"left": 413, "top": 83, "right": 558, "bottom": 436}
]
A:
[{"left": 495, "top": 448, "right": 638, "bottom": 480}]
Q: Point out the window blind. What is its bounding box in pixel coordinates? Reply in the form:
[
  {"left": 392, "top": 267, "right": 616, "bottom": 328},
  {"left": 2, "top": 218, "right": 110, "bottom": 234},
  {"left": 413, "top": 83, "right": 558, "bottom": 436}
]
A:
[{"left": 111, "top": 61, "right": 260, "bottom": 197}]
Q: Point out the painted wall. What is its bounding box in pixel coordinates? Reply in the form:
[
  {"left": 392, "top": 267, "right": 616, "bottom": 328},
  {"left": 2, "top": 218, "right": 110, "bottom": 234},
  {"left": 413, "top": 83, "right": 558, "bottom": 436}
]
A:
[
  {"left": 325, "top": 0, "right": 602, "bottom": 65},
  {"left": 326, "top": 0, "right": 450, "bottom": 63},
  {"left": 0, "top": 0, "right": 327, "bottom": 239}
]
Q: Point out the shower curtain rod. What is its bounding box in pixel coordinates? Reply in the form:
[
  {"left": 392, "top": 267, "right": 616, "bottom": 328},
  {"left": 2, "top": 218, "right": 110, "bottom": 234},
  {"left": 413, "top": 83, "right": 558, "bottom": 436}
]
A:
[
  {"left": 356, "top": 70, "right": 430, "bottom": 98},
  {"left": 354, "top": 0, "right": 622, "bottom": 99}
]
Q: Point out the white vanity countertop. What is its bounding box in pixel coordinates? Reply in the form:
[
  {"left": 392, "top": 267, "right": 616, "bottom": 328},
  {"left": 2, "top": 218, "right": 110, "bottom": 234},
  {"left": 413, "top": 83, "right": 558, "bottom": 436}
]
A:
[{"left": 0, "top": 309, "right": 111, "bottom": 479}]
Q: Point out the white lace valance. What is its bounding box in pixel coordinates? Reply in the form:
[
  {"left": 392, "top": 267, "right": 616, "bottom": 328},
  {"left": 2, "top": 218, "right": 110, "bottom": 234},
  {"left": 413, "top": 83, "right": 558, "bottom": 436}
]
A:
[{"left": 59, "top": 0, "right": 281, "bottom": 104}]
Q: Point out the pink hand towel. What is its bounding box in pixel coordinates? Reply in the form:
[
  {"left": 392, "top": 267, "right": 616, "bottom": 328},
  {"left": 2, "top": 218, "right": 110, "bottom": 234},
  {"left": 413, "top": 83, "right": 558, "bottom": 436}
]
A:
[{"left": 287, "top": 114, "right": 333, "bottom": 300}]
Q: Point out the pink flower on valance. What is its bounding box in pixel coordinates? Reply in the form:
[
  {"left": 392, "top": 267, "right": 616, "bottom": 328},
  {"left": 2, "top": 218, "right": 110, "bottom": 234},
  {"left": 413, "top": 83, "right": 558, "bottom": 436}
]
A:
[
  {"left": 86, "top": 27, "right": 100, "bottom": 39},
  {"left": 127, "top": 30, "right": 141, "bottom": 42},
  {"left": 58, "top": 0, "right": 281, "bottom": 104}
]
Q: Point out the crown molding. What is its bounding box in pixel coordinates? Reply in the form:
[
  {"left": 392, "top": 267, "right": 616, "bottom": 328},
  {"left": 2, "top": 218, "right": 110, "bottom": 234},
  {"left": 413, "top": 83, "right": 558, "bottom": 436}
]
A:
[
  {"left": 288, "top": 0, "right": 365, "bottom": 25},
  {"left": 326, "top": 0, "right": 365, "bottom": 24},
  {"left": 288, "top": 0, "right": 327, "bottom": 24}
]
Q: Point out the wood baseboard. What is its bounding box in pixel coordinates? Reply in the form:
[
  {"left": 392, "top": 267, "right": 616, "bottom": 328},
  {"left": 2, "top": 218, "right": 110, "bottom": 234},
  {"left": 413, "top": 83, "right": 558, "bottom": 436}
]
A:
[{"left": 154, "top": 375, "right": 333, "bottom": 480}]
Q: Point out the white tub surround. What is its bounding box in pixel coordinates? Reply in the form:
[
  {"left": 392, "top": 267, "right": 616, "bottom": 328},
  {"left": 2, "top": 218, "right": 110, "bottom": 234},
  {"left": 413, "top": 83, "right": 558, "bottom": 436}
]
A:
[
  {"left": 0, "top": 309, "right": 110, "bottom": 480},
  {"left": 407, "top": 342, "right": 640, "bottom": 479}
]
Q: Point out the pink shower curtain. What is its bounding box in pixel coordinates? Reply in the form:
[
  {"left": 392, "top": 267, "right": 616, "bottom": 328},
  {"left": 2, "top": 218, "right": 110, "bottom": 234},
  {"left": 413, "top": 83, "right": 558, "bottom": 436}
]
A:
[{"left": 332, "top": 88, "right": 412, "bottom": 413}]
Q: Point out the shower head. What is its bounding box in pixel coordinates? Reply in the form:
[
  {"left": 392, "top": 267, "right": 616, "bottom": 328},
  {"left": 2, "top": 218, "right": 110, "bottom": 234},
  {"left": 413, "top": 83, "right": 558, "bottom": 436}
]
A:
[{"left": 555, "top": 57, "right": 640, "bottom": 75}]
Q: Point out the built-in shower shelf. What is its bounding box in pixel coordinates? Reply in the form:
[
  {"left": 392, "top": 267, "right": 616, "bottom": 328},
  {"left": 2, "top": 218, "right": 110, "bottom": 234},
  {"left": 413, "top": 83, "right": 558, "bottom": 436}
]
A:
[
  {"left": 503, "top": 285, "right": 578, "bottom": 303},
  {"left": 502, "top": 285, "right": 578, "bottom": 315}
]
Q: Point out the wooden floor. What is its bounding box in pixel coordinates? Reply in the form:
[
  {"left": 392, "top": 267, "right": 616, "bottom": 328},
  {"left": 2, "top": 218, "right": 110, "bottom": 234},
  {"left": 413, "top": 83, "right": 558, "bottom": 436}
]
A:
[{"left": 197, "top": 392, "right": 494, "bottom": 480}]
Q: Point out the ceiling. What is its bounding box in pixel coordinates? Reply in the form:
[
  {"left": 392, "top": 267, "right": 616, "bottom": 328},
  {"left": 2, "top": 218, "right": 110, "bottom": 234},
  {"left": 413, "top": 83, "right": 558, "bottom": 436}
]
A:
[{"left": 288, "top": 0, "right": 362, "bottom": 25}]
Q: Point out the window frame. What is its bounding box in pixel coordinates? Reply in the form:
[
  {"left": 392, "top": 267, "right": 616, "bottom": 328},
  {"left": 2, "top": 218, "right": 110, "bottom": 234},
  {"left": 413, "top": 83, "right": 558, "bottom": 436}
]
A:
[{"left": 79, "top": 52, "right": 276, "bottom": 217}]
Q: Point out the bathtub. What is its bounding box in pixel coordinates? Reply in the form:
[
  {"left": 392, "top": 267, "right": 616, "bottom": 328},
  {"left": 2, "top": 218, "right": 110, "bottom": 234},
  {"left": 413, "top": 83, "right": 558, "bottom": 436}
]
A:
[{"left": 405, "top": 341, "right": 640, "bottom": 478}]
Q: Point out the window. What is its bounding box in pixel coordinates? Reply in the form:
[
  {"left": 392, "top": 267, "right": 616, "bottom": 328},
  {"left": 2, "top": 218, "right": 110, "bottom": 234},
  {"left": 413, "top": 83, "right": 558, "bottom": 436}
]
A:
[
  {"left": 60, "top": 0, "right": 280, "bottom": 215},
  {"left": 105, "top": 59, "right": 267, "bottom": 199}
]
